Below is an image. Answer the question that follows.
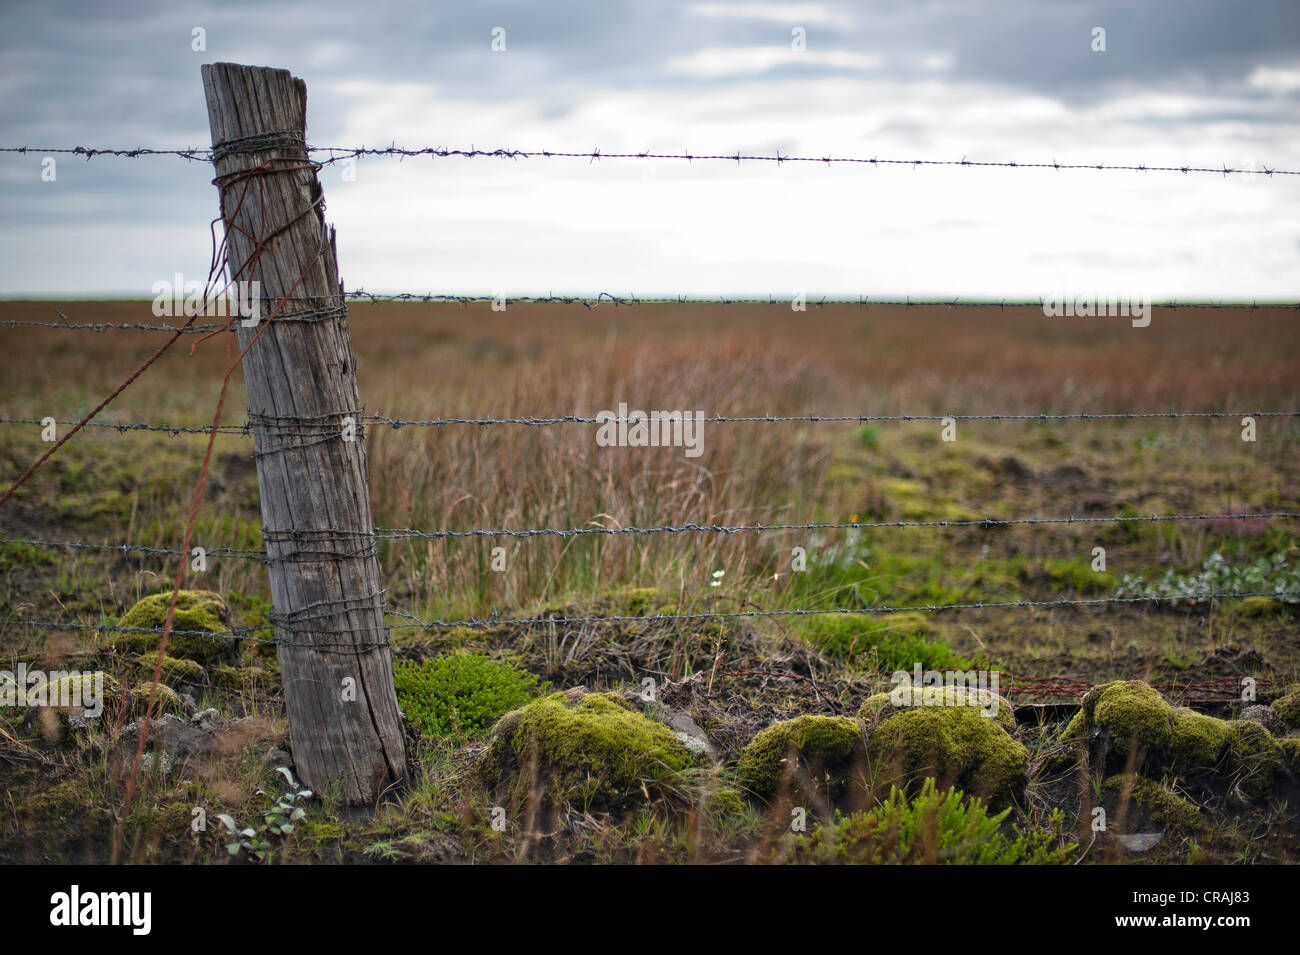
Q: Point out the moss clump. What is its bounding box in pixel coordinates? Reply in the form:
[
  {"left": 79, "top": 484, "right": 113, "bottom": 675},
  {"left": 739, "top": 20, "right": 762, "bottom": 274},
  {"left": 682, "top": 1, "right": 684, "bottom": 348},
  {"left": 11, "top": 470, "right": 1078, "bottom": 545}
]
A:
[
  {"left": 1102, "top": 774, "right": 1206, "bottom": 836},
  {"left": 24, "top": 673, "right": 122, "bottom": 739},
  {"left": 861, "top": 692, "right": 1028, "bottom": 810},
  {"left": 1234, "top": 596, "right": 1284, "bottom": 617},
  {"left": 1272, "top": 684, "right": 1300, "bottom": 729},
  {"left": 394, "top": 653, "right": 539, "bottom": 739},
  {"left": 737, "top": 715, "right": 866, "bottom": 800},
  {"left": 1224, "top": 720, "right": 1284, "bottom": 801},
  {"left": 1278, "top": 737, "right": 1300, "bottom": 774},
  {"left": 129, "top": 682, "right": 186, "bottom": 719},
  {"left": 858, "top": 685, "right": 1016, "bottom": 734},
  {"left": 795, "top": 778, "right": 1074, "bottom": 865},
  {"left": 135, "top": 653, "right": 204, "bottom": 684},
  {"left": 479, "top": 691, "right": 699, "bottom": 811},
  {"left": 1061, "top": 681, "right": 1283, "bottom": 800},
  {"left": 116, "top": 590, "right": 236, "bottom": 664}
]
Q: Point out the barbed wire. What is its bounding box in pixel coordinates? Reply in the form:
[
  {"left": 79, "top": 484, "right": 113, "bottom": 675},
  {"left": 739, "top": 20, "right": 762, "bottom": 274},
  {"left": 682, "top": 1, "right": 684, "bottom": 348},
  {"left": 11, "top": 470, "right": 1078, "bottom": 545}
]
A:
[
  {"left": 2, "top": 409, "right": 1295, "bottom": 436},
  {"left": 339, "top": 291, "right": 1300, "bottom": 310},
  {"left": 3, "top": 143, "right": 1297, "bottom": 179},
  {"left": 6, "top": 296, "right": 1298, "bottom": 331},
  {"left": 3, "top": 512, "right": 1294, "bottom": 561},
  {"left": 2, "top": 590, "right": 1292, "bottom": 645}
]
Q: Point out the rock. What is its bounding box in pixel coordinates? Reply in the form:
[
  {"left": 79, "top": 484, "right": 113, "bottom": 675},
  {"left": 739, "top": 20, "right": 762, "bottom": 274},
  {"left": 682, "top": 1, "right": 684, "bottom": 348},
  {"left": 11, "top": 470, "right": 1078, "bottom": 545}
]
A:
[
  {"left": 1115, "top": 832, "right": 1164, "bottom": 852},
  {"left": 114, "top": 711, "right": 286, "bottom": 782},
  {"left": 478, "top": 690, "right": 701, "bottom": 811},
  {"left": 1239, "top": 704, "right": 1283, "bottom": 736},
  {"left": 618, "top": 689, "right": 719, "bottom": 762},
  {"left": 113, "top": 590, "right": 237, "bottom": 664},
  {"left": 737, "top": 715, "right": 865, "bottom": 802}
]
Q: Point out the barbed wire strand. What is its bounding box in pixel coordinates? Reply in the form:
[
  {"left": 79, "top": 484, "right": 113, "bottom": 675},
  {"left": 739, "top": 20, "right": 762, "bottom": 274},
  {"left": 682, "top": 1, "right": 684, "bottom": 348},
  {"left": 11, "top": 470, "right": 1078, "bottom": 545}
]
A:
[
  {"left": 2, "top": 590, "right": 1294, "bottom": 645},
  {"left": 8, "top": 294, "right": 1299, "bottom": 330},
  {"left": 3, "top": 512, "right": 1296, "bottom": 561},
  {"left": 2, "top": 143, "right": 1297, "bottom": 178},
  {"left": 1, "top": 410, "right": 1294, "bottom": 436}
]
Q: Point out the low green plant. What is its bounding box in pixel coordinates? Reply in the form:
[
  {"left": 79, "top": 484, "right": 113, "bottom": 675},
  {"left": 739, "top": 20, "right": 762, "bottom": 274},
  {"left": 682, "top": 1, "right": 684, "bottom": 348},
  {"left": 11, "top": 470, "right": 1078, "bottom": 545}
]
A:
[
  {"left": 217, "top": 767, "right": 311, "bottom": 862},
  {"left": 395, "top": 653, "right": 540, "bottom": 739},
  {"left": 1117, "top": 551, "right": 1299, "bottom": 605},
  {"left": 797, "top": 778, "right": 1075, "bottom": 864}
]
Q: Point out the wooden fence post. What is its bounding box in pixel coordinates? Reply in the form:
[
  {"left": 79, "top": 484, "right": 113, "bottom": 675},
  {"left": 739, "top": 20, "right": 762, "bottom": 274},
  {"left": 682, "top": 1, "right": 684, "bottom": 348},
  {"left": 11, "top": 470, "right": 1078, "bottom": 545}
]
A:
[{"left": 201, "top": 62, "right": 407, "bottom": 804}]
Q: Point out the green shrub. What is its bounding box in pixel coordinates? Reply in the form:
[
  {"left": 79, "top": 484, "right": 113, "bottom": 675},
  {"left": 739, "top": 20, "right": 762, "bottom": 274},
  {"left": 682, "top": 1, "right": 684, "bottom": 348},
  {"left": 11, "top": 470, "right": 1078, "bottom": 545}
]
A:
[
  {"left": 394, "top": 653, "right": 539, "bottom": 740},
  {"left": 797, "top": 778, "right": 1075, "bottom": 864}
]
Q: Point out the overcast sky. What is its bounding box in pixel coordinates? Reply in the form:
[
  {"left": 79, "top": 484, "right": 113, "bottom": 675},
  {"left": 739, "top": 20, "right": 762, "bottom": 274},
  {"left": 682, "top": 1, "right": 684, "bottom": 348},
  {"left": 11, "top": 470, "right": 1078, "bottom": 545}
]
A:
[{"left": 1, "top": 0, "right": 1298, "bottom": 300}]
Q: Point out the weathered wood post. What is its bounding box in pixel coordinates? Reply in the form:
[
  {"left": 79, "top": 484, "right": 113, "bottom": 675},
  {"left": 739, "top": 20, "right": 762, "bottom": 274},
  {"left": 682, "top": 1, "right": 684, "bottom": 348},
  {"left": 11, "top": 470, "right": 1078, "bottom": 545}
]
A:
[{"left": 202, "top": 62, "right": 407, "bottom": 803}]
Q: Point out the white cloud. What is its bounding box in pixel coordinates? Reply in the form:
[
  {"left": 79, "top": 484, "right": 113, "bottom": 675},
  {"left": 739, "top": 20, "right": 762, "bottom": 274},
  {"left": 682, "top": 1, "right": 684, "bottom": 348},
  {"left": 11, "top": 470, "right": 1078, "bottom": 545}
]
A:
[
  {"left": 1248, "top": 65, "right": 1300, "bottom": 93},
  {"left": 687, "top": 3, "right": 854, "bottom": 28},
  {"left": 665, "top": 46, "right": 883, "bottom": 77}
]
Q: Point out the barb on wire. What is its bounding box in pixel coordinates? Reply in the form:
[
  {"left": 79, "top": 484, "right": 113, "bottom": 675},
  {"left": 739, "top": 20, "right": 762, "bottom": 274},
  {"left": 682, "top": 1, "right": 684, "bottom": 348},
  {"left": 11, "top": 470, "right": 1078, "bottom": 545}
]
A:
[{"left": 3, "top": 143, "right": 1297, "bottom": 178}]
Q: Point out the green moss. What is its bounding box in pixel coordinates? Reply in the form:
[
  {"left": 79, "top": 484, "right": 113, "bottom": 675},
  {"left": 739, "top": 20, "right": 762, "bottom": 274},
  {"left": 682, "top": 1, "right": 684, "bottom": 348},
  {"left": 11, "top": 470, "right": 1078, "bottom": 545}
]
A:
[
  {"left": 1224, "top": 720, "right": 1284, "bottom": 801},
  {"left": 1278, "top": 737, "right": 1300, "bottom": 774},
  {"left": 858, "top": 685, "right": 1016, "bottom": 734},
  {"left": 1102, "top": 774, "right": 1206, "bottom": 835},
  {"left": 394, "top": 653, "right": 539, "bottom": 739},
  {"left": 1234, "top": 596, "right": 1284, "bottom": 617},
  {"left": 479, "top": 691, "right": 699, "bottom": 811},
  {"left": 1043, "top": 557, "right": 1119, "bottom": 594},
  {"left": 129, "top": 682, "right": 186, "bottom": 718},
  {"left": 795, "top": 778, "right": 1074, "bottom": 865},
  {"left": 737, "top": 715, "right": 865, "bottom": 799},
  {"left": 1272, "top": 684, "right": 1300, "bottom": 729},
  {"left": 1062, "top": 681, "right": 1283, "bottom": 801},
  {"left": 25, "top": 672, "right": 121, "bottom": 738},
  {"left": 0, "top": 541, "right": 55, "bottom": 572},
  {"left": 863, "top": 701, "right": 1028, "bottom": 810},
  {"left": 134, "top": 653, "right": 204, "bottom": 684},
  {"left": 116, "top": 590, "right": 236, "bottom": 664}
]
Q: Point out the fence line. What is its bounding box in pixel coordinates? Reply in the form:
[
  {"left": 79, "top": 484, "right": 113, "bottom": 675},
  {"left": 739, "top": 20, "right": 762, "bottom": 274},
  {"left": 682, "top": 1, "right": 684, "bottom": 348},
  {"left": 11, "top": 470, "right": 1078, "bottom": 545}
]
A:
[
  {"left": 3, "top": 410, "right": 1295, "bottom": 436},
  {"left": 1, "top": 589, "right": 1293, "bottom": 646},
  {"left": 4, "top": 511, "right": 1294, "bottom": 562},
  {"left": 3, "top": 142, "right": 1298, "bottom": 179},
  {"left": 7, "top": 295, "right": 1298, "bottom": 333}
]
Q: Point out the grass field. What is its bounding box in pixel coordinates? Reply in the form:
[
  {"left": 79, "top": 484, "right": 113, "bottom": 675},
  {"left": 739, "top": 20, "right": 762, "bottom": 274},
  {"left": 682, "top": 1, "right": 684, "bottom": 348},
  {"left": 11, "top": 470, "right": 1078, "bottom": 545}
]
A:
[{"left": 1, "top": 298, "right": 1298, "bottom": 864}]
